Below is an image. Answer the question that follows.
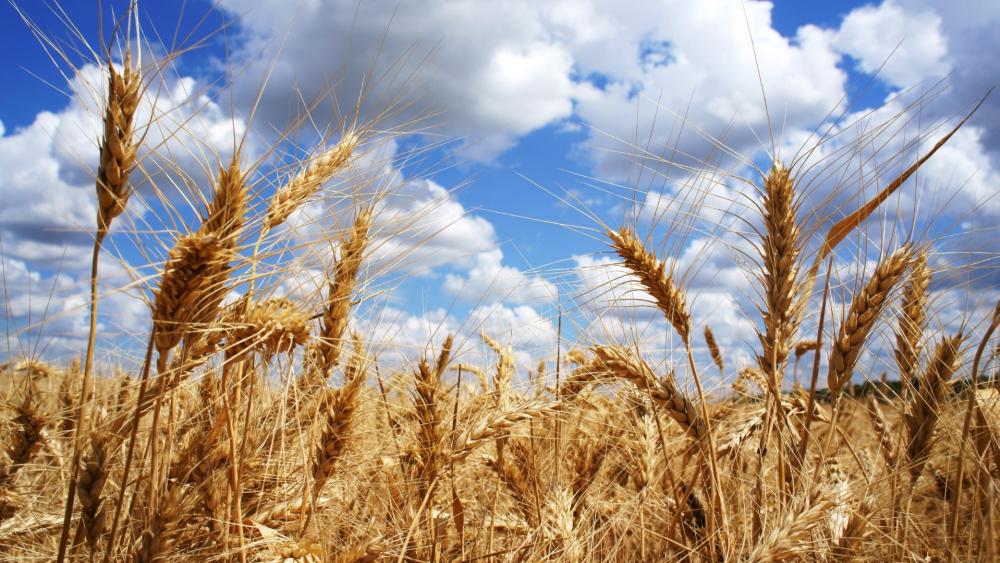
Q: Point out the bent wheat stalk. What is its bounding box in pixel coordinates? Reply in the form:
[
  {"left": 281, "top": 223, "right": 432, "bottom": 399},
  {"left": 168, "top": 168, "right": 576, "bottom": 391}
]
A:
[{"left": 58, "top": 48, "right": 142, "bottom": 563}]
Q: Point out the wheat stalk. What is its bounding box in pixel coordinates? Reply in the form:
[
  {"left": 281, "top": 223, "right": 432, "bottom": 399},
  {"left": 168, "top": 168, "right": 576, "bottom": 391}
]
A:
[{"left": 60, "top": 47, "right": 143, "bottom": 562}]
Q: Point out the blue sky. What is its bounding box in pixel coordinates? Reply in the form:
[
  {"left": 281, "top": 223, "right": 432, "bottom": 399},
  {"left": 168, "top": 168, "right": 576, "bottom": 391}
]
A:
[{"left": 2, "top": 0, "right": 998, "bottom": 381}]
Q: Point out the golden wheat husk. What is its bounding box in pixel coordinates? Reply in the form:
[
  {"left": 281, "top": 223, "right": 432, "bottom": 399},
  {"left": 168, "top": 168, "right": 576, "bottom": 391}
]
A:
[
  {"left": 608, "top": 228, "right": 691, "bottom": 342},
  {"left": 905, "top": 332, "right": 965, "bottom": 482},
  {"left": 828, "top": 245, "right": 913, "bottom": 399},
  {"left": 704, "top": 325, "right": 724, "bottom": 373},
  {"left": 756, "top": 163, "right": 807, "bottom": 386},
  {"left": 151, "top": 233, "right": 233, "bottom": 355},
  {"left": 894, "top": 249, "right": 931, "bottom": 388},
  {"left": 265, "top": 131, "right": 360, "bottom": 232},
  {"left": 309, "top": 207, "right": 373, "bottom": 380},
  {"left": 311, "top": 341, "right": 367, "bottom": 497},
  {"left": 95, "top": 53, "right": 141, "bottom": 234},
  {"left": 589, "top": 345, "right": 706, "bottom": 440}
]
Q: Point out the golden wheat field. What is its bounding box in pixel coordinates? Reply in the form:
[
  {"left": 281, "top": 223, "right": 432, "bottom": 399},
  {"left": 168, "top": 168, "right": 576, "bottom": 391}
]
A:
[{"left": 2, "top": 1, "right": 1000, "bottom": 562}]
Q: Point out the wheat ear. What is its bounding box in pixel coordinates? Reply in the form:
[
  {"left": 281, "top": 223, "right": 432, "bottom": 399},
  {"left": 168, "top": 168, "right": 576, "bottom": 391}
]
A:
[
  {"left": 893, "top": 249, "right": 930, "bottom": 390},
  {"left": 608, "top": 227, "right": 691, "bottom": 342},
  {"left": 152, "top": 233, "right": 233, "bottom": 356},
  {"left": 451, "top": 399, "right": 561, "bottom": 462},
  {"left": 309, "top": 207, "right": 373, "bottom": 381},
  {"left": 905, "top": 332, "right": 965, "bottom": 483},
  {"left": 95, "top": 53, "right": 142, "bottom": 234},
  {"left": 265, "top": 130, "right": 360, "bottom": 231},
  {"left": 704, "top": 325, "right": 724, "bottom": 373},
  {"left": 482, "top": 331, "right": 515, "bottom": 407},
  {"left": 74, "top": 427, "right": 109, "bottom": 553},
  {"left": 412, "top": 335, "right": 454, "bottom": 503},
  {"left": 225, "top": 297, "right": 311, "bottom": 361},
  {"left": 589, "top": 345, "right": 706, "bottom": 440},
  {"left": 828, "top": 245, "right": 913, "bottom": 400},
  {"left": 756, "top": 163, "right": 807, "bottom": 386},
  {"left": 311, "top": 339, "right": 367, "bottom": 498},
  {"left": 749, "top": 493, "right": 835, "bottom": 561}
]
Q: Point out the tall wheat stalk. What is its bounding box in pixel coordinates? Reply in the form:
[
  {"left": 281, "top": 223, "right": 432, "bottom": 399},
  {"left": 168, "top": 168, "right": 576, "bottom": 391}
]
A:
[
  {"left": 57, "top": 47, "right": 142, "bottom": 563},
  {"left": 607, "top": 227, "right": 728, "bottom": 556}
]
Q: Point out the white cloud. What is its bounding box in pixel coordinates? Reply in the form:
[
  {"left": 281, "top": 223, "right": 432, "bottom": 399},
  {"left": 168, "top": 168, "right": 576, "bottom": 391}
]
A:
[
  {"left": 358, "top": 303, "right": 557, "bottom": 376},
  {"left": 443, "top": 248, "right": 556, "bottom": 305},
  {"left": 218, "top": 0, "right": 580, "bottom": 161},
  {"left": 370, "top": 179, "right": 498, "bottom": 275},
  {"left": 7, "top": 0, "right": 1000, "bottom": 374},
  {"left": 571, "top": 0, "right": 847, "bottom": 179},
  {"left": 0, "top": 255, "right": 150, "bottom": 360},
  {"left": 830, "top": 0, "right": 950, "bottom": 88}
]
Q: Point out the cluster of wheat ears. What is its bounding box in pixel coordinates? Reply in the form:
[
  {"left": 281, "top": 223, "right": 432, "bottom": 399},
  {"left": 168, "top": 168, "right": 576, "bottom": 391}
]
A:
[{"left": 2, "top": 12, "right": 1000, "bottom": 563}]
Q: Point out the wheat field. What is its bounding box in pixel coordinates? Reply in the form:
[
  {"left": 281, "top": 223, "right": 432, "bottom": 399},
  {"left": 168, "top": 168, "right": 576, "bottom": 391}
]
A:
[{"left": 2, "top": 3, "right": 1000, "bottom": 562}]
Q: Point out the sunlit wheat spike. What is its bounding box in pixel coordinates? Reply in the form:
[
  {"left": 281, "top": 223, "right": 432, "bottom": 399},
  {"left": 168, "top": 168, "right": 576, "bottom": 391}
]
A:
[
  {"left": 827, "top": 245, "right": 913, "bottom": 398},
  {"left": 265, "top": 130, "right": 360, "bottom": 231},
  {"left": 717, "top": 409, "right": 765, "bottom": 459},
  {"left": 749, "top": 492, "right": 835, "bottom": 562},
  {"left": 756, "top": 162, "right": 806, "bottom": 386},
  {"left": 589, "top": 345, "right": 706, "bottom": 440},
  {"left": 608, "top": 227, "right": 691, "bottom": 342},
  {"left": 905, "top": 332, "right": 965, "bottom": 482},
  {"left": 865, "top": 395, "right": 896, "bottom": 468},
  {"left": 482, "top": 331, "right": 515, "bottom": 406},
  {"left": 310, "top": 207, "right": 373, "bottom": 379},
  {"left": 0, "top": 398, "right": 46, "bottom": 489},
  {"left": 132, "top": 481, "right": 184, "bottom": 563},
  {"left": 75, "top": 427, "right": 109, "bottom": 550},
  {"left": 201, "top": 158, "right": 246, "bottom": 245},
  {"left": 411, "top": 335, "right": 453, "bottom": 502},
  {"left": 225, "top": 297, "right": 310, "bottom": 360},
  {"left": 704, "top": 325, "right": 724, "bottom": 373},
  {"left": 96, "top": 52, "right": 141, "bottom": 234},
  {"left": 793, "top": 340, "right": 819, "bottom": 359},
  {"left": 894, "top": 249, "right": 930, "bottom": 388},
  {"left": 451, "top": 399, "right": 560, "bottom": 462},
  {"left": 151, "top": 233, "right": 232, "bottom": 354},
  {"left": 312, "top": 341, "right": 366, "bottom": 497}
]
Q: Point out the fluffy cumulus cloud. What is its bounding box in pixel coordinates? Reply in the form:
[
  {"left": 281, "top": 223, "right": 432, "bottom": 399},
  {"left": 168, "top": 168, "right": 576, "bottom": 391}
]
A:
[
  {"left": 217, "top": 0, "right": 579, "bottom": 159},
  {"left": 216, "top": 0, "right": 851, "bottom": 170},
  {"left": 358, "top": 303, "right": 557, "bottom": 376},
  {"left": 443, "top": 249, "right": 556, "bottom": 305},
  {"left": 892, "top": 0, "right": 1000, "bottom": 160},
  {"left": 829, "top": 0, "right": 950, "bottom": 87}
]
